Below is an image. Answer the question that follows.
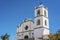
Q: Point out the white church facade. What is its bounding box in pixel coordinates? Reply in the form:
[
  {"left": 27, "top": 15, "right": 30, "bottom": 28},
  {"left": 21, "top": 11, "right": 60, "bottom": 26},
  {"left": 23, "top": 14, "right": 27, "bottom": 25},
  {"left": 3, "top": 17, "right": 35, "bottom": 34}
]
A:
[{"left": 16, "top": 4, "right": 50, "bottom": 40}]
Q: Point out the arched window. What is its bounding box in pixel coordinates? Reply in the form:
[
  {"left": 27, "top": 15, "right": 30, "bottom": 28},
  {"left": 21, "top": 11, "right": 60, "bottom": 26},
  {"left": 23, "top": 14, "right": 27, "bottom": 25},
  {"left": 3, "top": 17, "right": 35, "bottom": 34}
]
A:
[
  {"left": 45, "top": 20, "right": 47, "bottom": 26},
  {"left": 44, "top": 10, "right": 46, "bottom": 17},
  {"left": 37, "top": 19, "right": 40, "bottom": 25},
  {"left": 25, "top": 26, "right": 28, "bottom": 30},
  {"left": 24, "top": 35, "right": 28, "bottom": 39},
  {"left": 37, "top": 10, "right": 40, "bottom": 16}
]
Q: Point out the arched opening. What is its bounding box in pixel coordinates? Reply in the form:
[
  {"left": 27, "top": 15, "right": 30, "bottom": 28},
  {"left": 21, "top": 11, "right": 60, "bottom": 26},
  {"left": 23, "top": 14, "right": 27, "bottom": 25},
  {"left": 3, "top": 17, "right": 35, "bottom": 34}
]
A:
[
  {"left": 24, "top": 35, "right": 28, "bottom": 39},
  {"left": 44, "top": 10, "right": 46, "bottom": 17},
  {"left": 25, "top": 26, "right": 28, "bottom": 30},
  {"left": 37, "top": 10, "right": 40, "bottom": 16},
  {"left": 37, "top": 19, "right": 40, "bottom": 25},
  {"left": 45, "top": 20, "right": 47, "bottom": 26}
]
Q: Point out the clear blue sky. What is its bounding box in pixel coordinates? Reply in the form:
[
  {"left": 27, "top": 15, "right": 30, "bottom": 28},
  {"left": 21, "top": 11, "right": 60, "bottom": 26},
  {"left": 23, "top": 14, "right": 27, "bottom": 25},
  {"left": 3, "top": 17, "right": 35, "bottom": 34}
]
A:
[{"left": 0, "top": 0, "right": 60, "bottom": 40}]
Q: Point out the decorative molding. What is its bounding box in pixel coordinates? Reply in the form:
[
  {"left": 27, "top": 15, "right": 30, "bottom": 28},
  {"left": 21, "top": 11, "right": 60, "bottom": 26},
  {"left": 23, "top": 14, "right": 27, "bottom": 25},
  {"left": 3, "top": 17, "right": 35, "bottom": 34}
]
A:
[
  {"left": 34, "top": 27, "right": 49, "bottom": 30},
  {"left": 17, "top": 20, "right": 34, "bottom": 28},
  {"left": 35, "top": 5, "right": 48, "bottom": 11},
  {"left": 34, "top": 15, "right": 48, "bottom": 19},
  {"left": 16, "top": 30, "right": 34, "bottom": 34}
]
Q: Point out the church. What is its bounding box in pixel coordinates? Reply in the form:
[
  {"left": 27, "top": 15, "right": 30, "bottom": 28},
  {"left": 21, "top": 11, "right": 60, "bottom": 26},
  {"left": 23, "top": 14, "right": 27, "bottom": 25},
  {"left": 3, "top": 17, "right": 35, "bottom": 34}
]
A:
[{"left": 16, "top": 4, "right": 50, "bottom": 40}]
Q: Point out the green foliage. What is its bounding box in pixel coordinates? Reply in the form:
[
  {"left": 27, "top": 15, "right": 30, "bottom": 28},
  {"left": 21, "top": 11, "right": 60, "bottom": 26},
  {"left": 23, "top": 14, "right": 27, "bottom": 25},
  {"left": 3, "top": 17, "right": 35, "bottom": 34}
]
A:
[
  {"left": 1, "top": 33, "right": 9, "bottom": 40},
  {"left": 48, "top": 29, "right": 60, "bottom": 40}
]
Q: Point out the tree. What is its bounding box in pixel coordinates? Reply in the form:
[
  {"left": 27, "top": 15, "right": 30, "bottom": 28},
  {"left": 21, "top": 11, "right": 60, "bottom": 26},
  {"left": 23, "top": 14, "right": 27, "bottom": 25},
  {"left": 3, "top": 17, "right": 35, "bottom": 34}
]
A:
[
  {"left": 1, "top": 33, "right": 9, "bottom": 40},
  {"left": 56, "top": 29, "right": 60, "bottom": 40},
  {"left": 48, "top": 29, "right": 60, "bottom": 40},
  {"left": 48, "top": 33, "right": 56, "bottom": 40}
]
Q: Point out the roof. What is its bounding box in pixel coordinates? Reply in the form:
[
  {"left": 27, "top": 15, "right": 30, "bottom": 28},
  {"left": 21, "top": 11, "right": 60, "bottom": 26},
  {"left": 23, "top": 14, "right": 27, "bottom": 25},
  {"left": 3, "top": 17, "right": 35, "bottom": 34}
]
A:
[{"left": 17, "top": 18, "right": 34, "bottom": 28}]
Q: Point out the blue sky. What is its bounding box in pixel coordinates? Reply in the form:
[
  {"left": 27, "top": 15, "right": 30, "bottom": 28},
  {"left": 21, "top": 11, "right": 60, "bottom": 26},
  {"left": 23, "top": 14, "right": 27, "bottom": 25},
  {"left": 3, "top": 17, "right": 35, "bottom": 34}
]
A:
[{"left": 0, "top": 0, "right": 60, "bottom": 40}]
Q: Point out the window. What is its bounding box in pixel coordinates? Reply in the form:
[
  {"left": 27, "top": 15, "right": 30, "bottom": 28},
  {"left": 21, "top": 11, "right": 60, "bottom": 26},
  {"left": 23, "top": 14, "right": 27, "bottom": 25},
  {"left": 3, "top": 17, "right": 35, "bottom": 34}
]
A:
[
  {"left": 37, "top": 10, "right": 40, "bottom": 16},
  {"left": 37, "top": 19, "right": 40, "bottom": 25},
  {"left": 44, "top": 10, "right": 46, "bottom": 17},
  {"left": 25, "top": 26, "right": 28, "bottom": 30},
  {"left": 45, "top": 20, "right": 47, "bottom": 26},
  {"left": 24, "top": 35, "right": 28, "bottom": 39}
]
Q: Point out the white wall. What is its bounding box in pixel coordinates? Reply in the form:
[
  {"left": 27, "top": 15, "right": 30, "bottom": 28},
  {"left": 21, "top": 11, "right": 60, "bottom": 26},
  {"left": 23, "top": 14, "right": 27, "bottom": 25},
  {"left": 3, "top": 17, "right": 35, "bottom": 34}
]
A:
[
  {"left": 34, "top": 16, "right": 43, "bottom": 28},
  {"left": 16, "top": 20, "right": 34, "bottom": 40},
  {"left": 34, "top": 28, "right": 43, "bottom": 38},
  {"left": 34, "top": 4, "right": 49, "bottom": 39}
]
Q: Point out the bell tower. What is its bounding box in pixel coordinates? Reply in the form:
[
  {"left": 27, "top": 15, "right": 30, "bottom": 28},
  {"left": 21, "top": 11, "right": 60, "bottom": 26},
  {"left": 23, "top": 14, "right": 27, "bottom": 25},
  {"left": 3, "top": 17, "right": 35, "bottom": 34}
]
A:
[{"left": 34, "top": 4, "right": 49, "bottom": 40}]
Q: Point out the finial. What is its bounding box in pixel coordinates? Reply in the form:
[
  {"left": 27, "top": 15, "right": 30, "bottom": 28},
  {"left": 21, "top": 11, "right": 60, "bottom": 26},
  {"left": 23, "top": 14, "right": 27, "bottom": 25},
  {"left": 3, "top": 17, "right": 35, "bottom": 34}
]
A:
[
  {"left": 40, "top": 1, "right": 42, "bottom": 5},
  {"left": 38, "top": 0, "right": 44, "bottom": 7},
  {"left": 39, "top": 0, "right": 43, "bottom": 5},
  {"left": 25, "top": 17, "right": 28, "bottom": 20}
]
